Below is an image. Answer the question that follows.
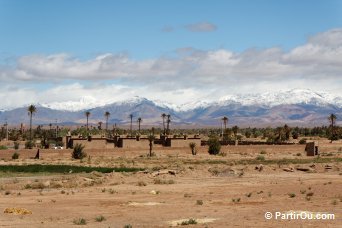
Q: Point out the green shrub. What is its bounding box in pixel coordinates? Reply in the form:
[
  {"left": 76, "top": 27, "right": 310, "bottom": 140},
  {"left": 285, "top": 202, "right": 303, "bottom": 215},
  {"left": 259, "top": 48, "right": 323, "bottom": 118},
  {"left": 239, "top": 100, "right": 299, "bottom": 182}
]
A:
[
  {"left": 72, "top": 144, "right": 86, "bottom": 159},
  {"left": 25, "top": 140, "right": 34, "bottom": 149},
  {"left": 288, "top": 193, "right": 296, "bottom": 198},
  {"left": 14, "top": 141, "right": 19, "bottom": 150},
  {"left": 0, "top": 145, "right": 7, "bottom": 150},
  {"left": 196, "top": 200, "right": 203, "bottom": 205},
  {"left": 180, "top": 218, "right": 197, "bottom": 225},
  {"left": 256, "top": 155, "right": 265, "bottom": 161},
  {"left": 208, "top": 136, "right": 221, "bottom": 155},
  {"left": 189, "top": 142, "right": 197, "bottom": 155},
  {"left": 12, "top": 152, "right": 19, "bottom": 160},
  {"left": 73, "top": 218, "right": 86, "bottom": 225},
  {"left": 299, "top": 138, "right": 307, "bottom": 144},
  {"left": 95, "top": 215, "right": 106, "bottom": 222}
]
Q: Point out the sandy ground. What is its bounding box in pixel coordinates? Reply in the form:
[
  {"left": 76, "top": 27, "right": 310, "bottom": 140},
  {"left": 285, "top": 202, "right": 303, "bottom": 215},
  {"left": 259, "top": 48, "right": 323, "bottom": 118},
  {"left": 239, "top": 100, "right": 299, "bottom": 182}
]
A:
[{"left": 0, "top": 140, "right": 341, "bottom": 227}]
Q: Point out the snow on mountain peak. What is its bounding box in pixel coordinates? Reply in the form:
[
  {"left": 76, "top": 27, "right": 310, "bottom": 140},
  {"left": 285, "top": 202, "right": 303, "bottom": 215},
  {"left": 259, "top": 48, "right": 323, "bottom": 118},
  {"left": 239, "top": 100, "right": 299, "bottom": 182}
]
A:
[
  {"left": 37, "top": 89, "right": 342, "bottom": 112},
  {"left": 218, "top": 89, "right": 342, "bottom": 108},
  {"left": 41, "top": 96, "right": 109, "bottom": 111}
]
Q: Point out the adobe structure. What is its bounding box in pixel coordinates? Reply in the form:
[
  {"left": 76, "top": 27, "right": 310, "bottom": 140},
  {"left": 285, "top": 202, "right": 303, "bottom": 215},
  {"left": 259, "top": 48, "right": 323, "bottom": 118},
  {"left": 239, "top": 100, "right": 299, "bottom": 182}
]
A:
[
  {"left": 164, "top": 135, "right": 201, "bottom": 148},
  {"left": 66, "top": 134, "right": 202, "bottom": 149},
  {"left": 305, "top": 141, "right": 319, "bottom": 156}
]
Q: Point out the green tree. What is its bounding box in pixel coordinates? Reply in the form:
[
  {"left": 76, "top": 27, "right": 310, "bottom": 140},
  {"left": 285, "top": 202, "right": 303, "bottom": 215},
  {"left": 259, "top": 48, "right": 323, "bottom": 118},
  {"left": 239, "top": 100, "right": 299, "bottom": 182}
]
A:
[
  {"left": 129, "top": 114, "right": 133, "bottom": 137},
  {"left": 137, "top": 117, "right": 142, "bottom": 134},
  {"left": 104, "top": 111, "right": 110, "bottom": 132},
  {"left": 161, "top": 113, "right": 166, "bottom": 135},
  {"left": 27, "top": 104, "right": 37, "bottom": 140},
  {"left": 232, "top": 125, "right": 239, "bottom": 140},
  {"left": 148, "top": 134, "right": 155, "bottom": 157},
  {"left": 85, "top": 111, "right": 91, "bottom": 132},
  {"left": 328, "top": 113, "right": 337, "bottom": 143},
  {"left": 222, "top": 116, "right": 228, "bottom": 130},
  {"left": 189, "top": 142, "right": 197, "bottom": 155},
  {"left": 166, "top": 114, "right": 171, "bottom": 135},
  {"left": 208, "top": 135, "right": 221, "bottom": 155},
  {"left": 283, "top": 124, "right": 291, "bottom": 140}
]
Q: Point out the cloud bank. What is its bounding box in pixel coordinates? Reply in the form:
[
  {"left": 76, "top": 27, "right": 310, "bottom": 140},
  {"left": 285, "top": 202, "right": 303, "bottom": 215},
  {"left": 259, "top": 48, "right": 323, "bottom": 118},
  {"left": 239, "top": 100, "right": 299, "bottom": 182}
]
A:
[{"left": 0, "top": 29, "right": 341, "bottom": 110}]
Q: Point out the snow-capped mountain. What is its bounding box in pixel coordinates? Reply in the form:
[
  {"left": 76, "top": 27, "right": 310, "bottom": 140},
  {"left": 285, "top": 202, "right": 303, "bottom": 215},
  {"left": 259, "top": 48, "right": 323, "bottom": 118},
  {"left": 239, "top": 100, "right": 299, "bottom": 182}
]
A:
[
  {"left": 33, "top": 89, "right": 342, "bottom": 112},
  {"left": 217, "top": 89, "right": 342, "bottom": 108},
  {"left": 1, "top": 89, "right": 341, "bottom": 126}
]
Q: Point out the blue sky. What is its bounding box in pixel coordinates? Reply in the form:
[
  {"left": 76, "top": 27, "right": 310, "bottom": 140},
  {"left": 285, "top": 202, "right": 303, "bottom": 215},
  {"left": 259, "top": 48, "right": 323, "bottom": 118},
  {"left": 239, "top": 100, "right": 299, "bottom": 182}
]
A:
[{"left": 0, "top": 0, "right": 342, "bottom": 110}]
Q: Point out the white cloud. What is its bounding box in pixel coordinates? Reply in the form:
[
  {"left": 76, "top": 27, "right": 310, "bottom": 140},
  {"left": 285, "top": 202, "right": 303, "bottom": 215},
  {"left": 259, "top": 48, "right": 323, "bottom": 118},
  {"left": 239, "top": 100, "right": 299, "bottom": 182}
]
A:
[{"left": 0, "top": 28, "right": 342, "bottom": 109}]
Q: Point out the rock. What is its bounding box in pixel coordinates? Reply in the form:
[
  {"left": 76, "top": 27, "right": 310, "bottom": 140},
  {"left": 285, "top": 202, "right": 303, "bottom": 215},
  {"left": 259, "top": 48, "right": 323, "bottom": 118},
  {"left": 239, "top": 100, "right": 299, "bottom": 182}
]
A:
[
  {"left": 296, "top": 167, "right": 315, "bottom": 172},
  {"left": 283, "top": 167, "right": 294, "bottom": 172},
  {"left": 83, "top": 177, "right": 94, "bottom": 182},
  {"left": 43, "top": 181, "right": 50, "bottom": 188},
  {"left": 150, "top": 190, "right": 157, "bottom": 195},
  {"left": 255, "top": 164, "right": 263, "bottom": 172},
  {"left": 325, "top": 164, "right": 333, "bottom": 169},
  {"left": 151, "top": 169, "right": 177, "bottom": 177}
]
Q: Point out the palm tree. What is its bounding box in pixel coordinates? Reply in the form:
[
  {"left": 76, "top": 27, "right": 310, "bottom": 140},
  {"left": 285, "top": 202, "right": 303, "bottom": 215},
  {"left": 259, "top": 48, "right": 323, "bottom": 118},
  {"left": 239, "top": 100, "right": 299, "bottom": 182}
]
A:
[
  {"left": 166, "top": 114, "right": 171, "bottom": 135},
  {"left": 98, "top": 121, "right": 103, "bottom": 130},
  {"left": 328, "top": 113, "right": 337, "bottom": 143},
  {"left": 161, "top": 113, "right": 166, "bottom": 135},
  {"left": 27, "top": 104, "right": 37, "bottom": 140},
  {"left": 283, "top": 124, "right": 291, "bottom": 141},
  {"left": 104, "top": 111, "right": 110, "bottom": 132},
  {"left": 232, "top": 125, "right": 239, "bottom": 140},
  {"left": 85, "top": 111, "right": 90, "bottom": 132},
  {"left": 137, "top": 117, "right": 142, "bottom": 134},
  {"left": 222, "top": 116, "right": 229, "bottom": 130},
  {"left": 129, "top": 114, "right": 133, "bottom": 137}
]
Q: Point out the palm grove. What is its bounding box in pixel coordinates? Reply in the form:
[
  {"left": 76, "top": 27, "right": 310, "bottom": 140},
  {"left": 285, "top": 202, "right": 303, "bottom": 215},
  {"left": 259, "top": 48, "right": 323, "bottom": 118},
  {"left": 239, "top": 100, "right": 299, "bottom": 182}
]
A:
[{"left": 0, "top": 105, "right": 341, "bottom": 149}]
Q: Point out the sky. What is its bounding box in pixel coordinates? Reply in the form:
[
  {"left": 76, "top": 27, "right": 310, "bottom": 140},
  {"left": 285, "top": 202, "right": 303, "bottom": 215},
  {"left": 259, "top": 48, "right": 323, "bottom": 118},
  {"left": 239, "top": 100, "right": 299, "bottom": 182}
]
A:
[{"left": 0, "top": 0, "right": 342, "bottom": 110}]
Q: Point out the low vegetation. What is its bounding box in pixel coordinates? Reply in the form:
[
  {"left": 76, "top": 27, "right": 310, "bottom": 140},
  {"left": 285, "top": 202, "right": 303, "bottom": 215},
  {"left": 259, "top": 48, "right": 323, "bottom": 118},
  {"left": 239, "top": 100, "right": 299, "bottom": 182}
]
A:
[
  {"left": 180, "top": 218, "right": 197, "bottom": 225},
  {"left": 72, "top": 143, "right": 87, "bottom": 159},
  {"left": 0, "top": 164, "right": 144, "bottom": 174},
  {"left": 73, "top": 218, "right": 87, "bottom": 225},
  {"left": 11, "top": 152, "right": 19, "bottom": 160},
  {"left": 189, "top": 142, "right": 197, "bottom": 155},
  {"left": 95, "top": 215, "right": 106, "bottom": 222},
  {"left": 208, "top": 135, "right": 221, "bottom": 155}
]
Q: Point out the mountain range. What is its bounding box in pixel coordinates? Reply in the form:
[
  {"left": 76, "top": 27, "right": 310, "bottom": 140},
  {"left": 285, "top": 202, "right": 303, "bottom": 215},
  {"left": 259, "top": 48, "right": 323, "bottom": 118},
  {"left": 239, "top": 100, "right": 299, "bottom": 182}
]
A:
[{"left": 0, "top": 89, "right": 341, "bottom": 127}]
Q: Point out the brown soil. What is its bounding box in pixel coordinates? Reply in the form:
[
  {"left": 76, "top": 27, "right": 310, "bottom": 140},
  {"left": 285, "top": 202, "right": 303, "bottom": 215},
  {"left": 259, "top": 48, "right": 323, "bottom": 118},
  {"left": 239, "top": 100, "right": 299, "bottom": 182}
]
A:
[{"left": 0, "top": 140, "right": 341, "bottom": 227}]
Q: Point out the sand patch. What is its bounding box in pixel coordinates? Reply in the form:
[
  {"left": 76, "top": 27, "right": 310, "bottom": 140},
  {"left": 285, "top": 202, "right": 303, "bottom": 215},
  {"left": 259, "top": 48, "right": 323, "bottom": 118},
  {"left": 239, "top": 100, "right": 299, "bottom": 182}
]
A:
[
  {"left": 4, "top": 208, "right": 32, "bottom": 215},
  {"left": 128, "top": 202, "right": 163, "bottom": 206}
]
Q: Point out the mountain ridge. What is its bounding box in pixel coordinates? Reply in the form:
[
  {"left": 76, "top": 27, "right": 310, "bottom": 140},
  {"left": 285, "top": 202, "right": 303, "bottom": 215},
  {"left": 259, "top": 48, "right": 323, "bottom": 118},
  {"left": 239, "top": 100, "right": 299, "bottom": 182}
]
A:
[{"left": 0, "top": 89, "right": 341, "bottom": 127}]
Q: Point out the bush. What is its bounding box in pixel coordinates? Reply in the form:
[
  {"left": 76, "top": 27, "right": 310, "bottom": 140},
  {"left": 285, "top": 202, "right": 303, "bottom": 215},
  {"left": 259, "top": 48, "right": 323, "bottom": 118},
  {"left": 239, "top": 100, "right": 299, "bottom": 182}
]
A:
[
  {"left": 14, "top": 141, "right": 19, "bottom": 150},
  {"left": 256, "top": 155, "right": 265, "bottom": 161},
  {"left": 12, "top": 152, "right": 19, "bottom": 160},
  {"left": 180, "top": 218, "right": 197, "bottom": 225},
  {"left": 95, "top": 215, "right": 106, "bottom": 222},
  {"left": 0, "top": 145, "right": 7, "bottom": 150},
  {"left": 73, "top": 218, "right": 86, "bottom": 225},
  {"left": 72, "top": 143, "right": 87, "bottom": 159},
  {"left": 25, "top": 140, "right": 34, "bottom": 149},
  {"left": 189, "top": 142, "right": 197, "bottom": 155},
  {"left": 299, "top": 138, "right": 307, "bottom": 144},
  {"left": 208, "top": 136, "right": 221, "bottom": 155}
]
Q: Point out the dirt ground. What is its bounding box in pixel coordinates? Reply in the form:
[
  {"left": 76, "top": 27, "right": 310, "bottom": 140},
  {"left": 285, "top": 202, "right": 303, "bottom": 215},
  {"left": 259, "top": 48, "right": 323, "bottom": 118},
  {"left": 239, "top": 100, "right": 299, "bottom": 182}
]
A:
[{"left": 0, "top": 140, "right": 341, "bottom": 227}]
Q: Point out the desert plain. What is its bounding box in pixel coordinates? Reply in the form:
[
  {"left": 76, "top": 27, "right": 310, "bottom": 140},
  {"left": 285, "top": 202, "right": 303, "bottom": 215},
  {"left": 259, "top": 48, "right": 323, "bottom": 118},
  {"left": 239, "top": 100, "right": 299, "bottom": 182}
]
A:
[{"left": 0, "top": 139, "right": 341, "bottom": 228}]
